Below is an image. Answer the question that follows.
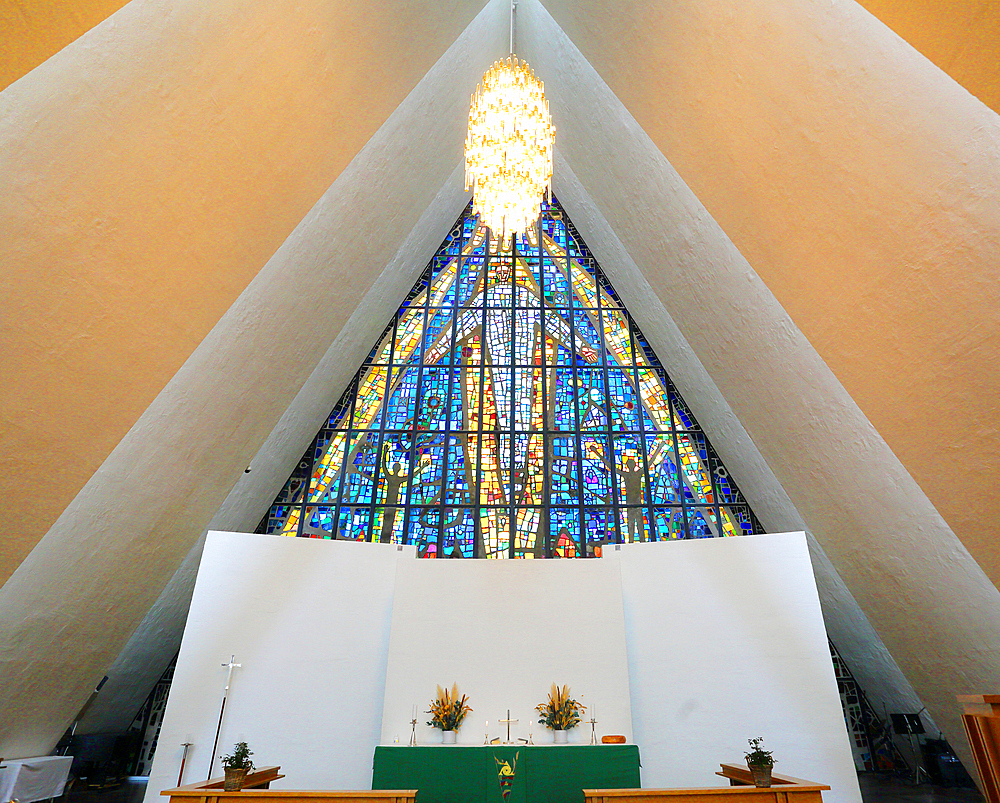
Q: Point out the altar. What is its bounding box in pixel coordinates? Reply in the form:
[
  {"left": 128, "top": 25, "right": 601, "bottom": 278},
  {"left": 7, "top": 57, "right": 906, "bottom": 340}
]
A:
[{"left": 371, "top": 745, "right": 641, "bottom": 803}]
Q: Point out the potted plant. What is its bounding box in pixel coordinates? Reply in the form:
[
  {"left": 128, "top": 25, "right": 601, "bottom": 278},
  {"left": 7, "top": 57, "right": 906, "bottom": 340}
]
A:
[
  {"left": 535, "top": 683, "right": 586, "bottom": 743},
  {"left": 744, "top": 737, "right": 775, "bottom": 787},
  {"left": 221, "top": 741, "right": 255, "bottom": 791},
  {"left": 426, "top": 684, "right": 472, "bottom": 744}
]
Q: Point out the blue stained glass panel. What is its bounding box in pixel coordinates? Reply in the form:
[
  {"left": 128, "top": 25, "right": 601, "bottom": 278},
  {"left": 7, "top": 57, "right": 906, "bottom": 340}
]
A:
[
  {"left": 686, "top": 506, "right": 719, "bottom": 539},
  {"left": 385, "top": 367, "right": 420, "bottom": 428},
  {"left": 442, "top": 507, "right": 477, "bottom": 558},
  {"left": 548, "top": 436, "right": 580, "bottom": 504},
  {"left": 651, "top": 506, "right": 685, "bottom": 541},
  {"left": 257, "top": 198, "right": 762, "bottom": 554},
  {"left": 607, "top": 370, "right": 641, "bottom": 430},
  {"left": 303, "top": 505, "right": 335, "bottom": 537},
  {"left": 549, "top": 508, "right": 581, "bottom": 558}
]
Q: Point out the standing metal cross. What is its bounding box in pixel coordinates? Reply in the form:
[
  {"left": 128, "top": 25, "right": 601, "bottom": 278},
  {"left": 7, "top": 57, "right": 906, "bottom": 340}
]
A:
[
  {"left": 500, "top": 709, "right": 518, "bottom": 743},
  {"left": 208, "top": 655, "right": 241, "bottom": 779},
  {"left": 222, "top": 655, "right": 241, "bottom": 691}
]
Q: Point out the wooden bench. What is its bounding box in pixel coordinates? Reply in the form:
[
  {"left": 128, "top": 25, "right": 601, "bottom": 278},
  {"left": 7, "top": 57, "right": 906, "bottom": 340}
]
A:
[
  {"left": 161, "top": 766, "right": 415, "bottom": 803},
  {"left": 585, "top": 763, "right": 830, "bottom": 803}
]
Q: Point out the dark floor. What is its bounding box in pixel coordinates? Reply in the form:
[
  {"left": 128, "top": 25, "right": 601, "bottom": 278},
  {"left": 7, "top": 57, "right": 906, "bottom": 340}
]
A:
[
  {"left": 60, "top": 773, "right": 985, "bottom": 803},
  {"left": 857, "top": 773, "right": 984, "bottom": 803},
  {"left": 65, "top": 778, "right": 147, "bottom": 803}
]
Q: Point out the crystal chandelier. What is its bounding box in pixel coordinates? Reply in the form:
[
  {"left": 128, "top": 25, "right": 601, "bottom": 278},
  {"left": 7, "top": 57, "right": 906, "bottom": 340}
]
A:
[{"left": 465, "top": 55, "right": 554, "bottom": 244}]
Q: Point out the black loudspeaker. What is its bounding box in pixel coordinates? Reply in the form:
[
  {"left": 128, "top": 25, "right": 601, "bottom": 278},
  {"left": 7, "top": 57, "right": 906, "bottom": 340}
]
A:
[{"left": 891, "top": 713, "right": 926, "bottom": 735}]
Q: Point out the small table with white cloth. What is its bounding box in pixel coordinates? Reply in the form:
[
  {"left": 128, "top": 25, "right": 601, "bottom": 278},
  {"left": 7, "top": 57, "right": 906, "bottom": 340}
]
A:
[{"left": 0, "top": 756, "right": 73, "bottom": 803}]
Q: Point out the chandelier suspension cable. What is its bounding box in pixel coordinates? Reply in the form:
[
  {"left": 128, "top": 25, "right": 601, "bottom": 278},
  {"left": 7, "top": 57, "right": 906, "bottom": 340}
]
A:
[{"left": 510, "top": 0, "right": 517, "bottom": 55}]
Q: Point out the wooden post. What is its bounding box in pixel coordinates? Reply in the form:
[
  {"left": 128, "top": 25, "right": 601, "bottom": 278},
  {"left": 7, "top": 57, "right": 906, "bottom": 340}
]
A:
[{"left": 958, "top": 694, "right": 1000, "bottom": 802}]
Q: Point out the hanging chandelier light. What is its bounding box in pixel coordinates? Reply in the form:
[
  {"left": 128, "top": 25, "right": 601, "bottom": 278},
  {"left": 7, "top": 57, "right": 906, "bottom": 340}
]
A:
[{"left": 465, "top": 6, "right": 554, "bottom": 245}]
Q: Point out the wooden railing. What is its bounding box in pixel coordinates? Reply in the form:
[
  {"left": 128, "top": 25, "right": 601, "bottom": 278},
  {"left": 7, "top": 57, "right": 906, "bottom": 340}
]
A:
[
  {"left": 959, "top": 694, "right": 1000, "bottom": 803},
  {"left": 160, "top": 767, "right": 415, "bottom": 803},
  {"left": 584, "top": 764, "right": 830, "bottom": 803}
]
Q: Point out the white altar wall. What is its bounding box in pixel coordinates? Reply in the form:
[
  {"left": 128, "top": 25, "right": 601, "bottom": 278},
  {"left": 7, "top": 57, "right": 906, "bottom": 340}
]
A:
[
  {"left": 380, "top": 557, "right": 633, "bottom": 745},
  {"left": 146, "top": 529, "right": 860, "bottom": 803},
  {"left": 615, "top": 533, "right": 862, "bottom": 803},
  {"left": 143, "top": 533, "right": 414, "bottom": 803}
]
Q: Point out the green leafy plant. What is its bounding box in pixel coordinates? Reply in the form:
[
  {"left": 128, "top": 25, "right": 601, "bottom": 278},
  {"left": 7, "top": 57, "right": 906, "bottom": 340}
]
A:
[
  {"left": 426, "top": 684, "right": 472, "bottom": 731},
  {"left": 221, "top": 741, "right": 255, "bottom": 771},
  {"left": 744, "top": 737, "right": 775, "bottom": 768},
  {"left": 535, "top": 683, "right": 586, "bottom": 731}
]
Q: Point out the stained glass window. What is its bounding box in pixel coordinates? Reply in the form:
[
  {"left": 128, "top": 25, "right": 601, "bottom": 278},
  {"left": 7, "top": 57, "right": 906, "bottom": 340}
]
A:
[{"left": 257, "top": 198, "right": 763, "bottom": 557}]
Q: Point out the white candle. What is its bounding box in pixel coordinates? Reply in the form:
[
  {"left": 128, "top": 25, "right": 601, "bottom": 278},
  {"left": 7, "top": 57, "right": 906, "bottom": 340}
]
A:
[{"left": 412, "top": 704, "right": 416, "bottom": 720}]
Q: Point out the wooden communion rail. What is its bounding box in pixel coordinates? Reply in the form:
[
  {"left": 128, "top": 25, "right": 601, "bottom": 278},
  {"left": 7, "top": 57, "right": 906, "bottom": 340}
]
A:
[
  {"left": 161, "top": 767, "right": 415, "bottom": 803},
  {"left": 163, "top": 762, "right": 826, "bottom": 803},
  {"left": 584, "top": 764, "right": 830, "bottom": 803}
]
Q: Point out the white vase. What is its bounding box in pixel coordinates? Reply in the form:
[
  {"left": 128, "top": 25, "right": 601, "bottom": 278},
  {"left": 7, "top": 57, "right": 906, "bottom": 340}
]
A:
[
  {"left": 553, "top": 729, "right": 568, "bottom": 744},
  {"left": 442, "top": 730, "right": 457, "bottom": 744}
]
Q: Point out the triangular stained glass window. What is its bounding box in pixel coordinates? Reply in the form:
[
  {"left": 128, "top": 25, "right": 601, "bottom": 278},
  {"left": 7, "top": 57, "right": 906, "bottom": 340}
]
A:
[{"left": 257, "top": 198, "right": 763, "bottom": 558}]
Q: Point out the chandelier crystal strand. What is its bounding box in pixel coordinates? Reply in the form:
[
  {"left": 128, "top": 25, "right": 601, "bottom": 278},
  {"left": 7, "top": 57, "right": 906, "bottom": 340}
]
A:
[{"left": 465, "top": 56, "right": 555, "bottom": 244}]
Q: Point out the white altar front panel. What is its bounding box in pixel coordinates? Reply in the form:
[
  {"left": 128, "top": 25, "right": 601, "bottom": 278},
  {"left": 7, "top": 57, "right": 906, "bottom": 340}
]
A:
[
  {"left": 381, "top": 557, "right": 633, "bottom": 745},
  {"left": 617, "top": 533, "right": 862, "bottom": 803}
]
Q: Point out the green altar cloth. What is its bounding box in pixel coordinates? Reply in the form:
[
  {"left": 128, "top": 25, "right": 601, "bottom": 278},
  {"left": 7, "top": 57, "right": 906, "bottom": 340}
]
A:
[{"left": 372, "top": 744, "right": 640, "bottom": 803}]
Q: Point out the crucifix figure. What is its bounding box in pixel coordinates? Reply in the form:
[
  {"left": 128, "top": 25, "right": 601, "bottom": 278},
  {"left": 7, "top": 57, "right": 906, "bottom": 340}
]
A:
[{"left": 500, "top": 709, "right": 519, "bottom": 744}]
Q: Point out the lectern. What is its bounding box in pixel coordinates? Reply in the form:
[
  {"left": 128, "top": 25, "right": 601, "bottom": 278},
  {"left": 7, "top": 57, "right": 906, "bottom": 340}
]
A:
[{"left": 958, "top": 694, "right": 1000, "bottom": 802}]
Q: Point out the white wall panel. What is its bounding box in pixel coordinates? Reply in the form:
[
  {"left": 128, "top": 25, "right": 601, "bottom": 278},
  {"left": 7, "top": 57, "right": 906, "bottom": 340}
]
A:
[
  {"left": 381, "top": 558, "right": 632, "bottom": 746},
  {"left": 618, "top": 534, "right": 861, "bottom": 803},
  {"left": 150, "top": 530, "right": 855, "bottom": 800},
  {"left": 144, "top": 533, "right": 414, "bottom": 802}
]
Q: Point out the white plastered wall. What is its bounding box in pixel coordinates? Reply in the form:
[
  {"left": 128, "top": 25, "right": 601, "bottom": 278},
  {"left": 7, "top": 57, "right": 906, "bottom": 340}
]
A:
[
  {"left": 144, "top": 533, "right": 415, "bottom": 801},
  {"left": 381, "top": 558, "right": 633, "bottom": 746},
  {"left": 619, "top": 534, "right": 860, "bottom": 803},
  {"left": 150, "top": 533, "right": 857, "bottom": 801}
]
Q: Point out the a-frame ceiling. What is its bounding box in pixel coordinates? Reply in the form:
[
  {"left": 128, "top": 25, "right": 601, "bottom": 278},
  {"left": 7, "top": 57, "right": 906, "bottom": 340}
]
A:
[
  {"left": 1, "top": 0, "right": 998, "bottom": 780},
  {"left": 4, "top": 0, "right": 1000, "bottom": 111}
]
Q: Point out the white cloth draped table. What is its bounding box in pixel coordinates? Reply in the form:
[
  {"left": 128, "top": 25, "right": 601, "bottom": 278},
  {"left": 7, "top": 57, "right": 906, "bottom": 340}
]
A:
[{"left": 0, "top": 756, "right": 73, "bottom": 803}]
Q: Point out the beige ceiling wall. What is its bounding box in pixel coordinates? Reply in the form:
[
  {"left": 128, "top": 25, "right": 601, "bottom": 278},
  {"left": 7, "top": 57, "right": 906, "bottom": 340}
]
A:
[
  {"left": 537, "top": 0, "right": 1000, "bottom": 592},
  {"left": 0, "top": 0, "right": 131, "bottom": 90},
  {"left": 0, "top": 0, "right": 488, "bottom": 586},
  {"left": 520, "top": 0, "right": 1000, "bottom": 774},
  {"left": 0, "top": 0, "right": 508, "bottom": 758},
  {"left": 856, "top": 0, "right": 1000, "bottom": 113},
  {"left": 5, "top": 0, "right": 996, "bottom": 113}
]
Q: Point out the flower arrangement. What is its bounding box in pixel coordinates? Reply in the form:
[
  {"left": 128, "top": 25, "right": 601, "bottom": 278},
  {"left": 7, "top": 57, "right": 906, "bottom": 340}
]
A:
[
  {"left": 221, "top": 741, "right": 255, "bottom": 771},
  {"left": 744, "top": 737, "right": 775, "bottom": 768},
  {"left": 535, "top": 683, "right": 586, "bottom": 730},
  {"left": 426, "top": 684, "right": 472, "bottom": 731}
]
